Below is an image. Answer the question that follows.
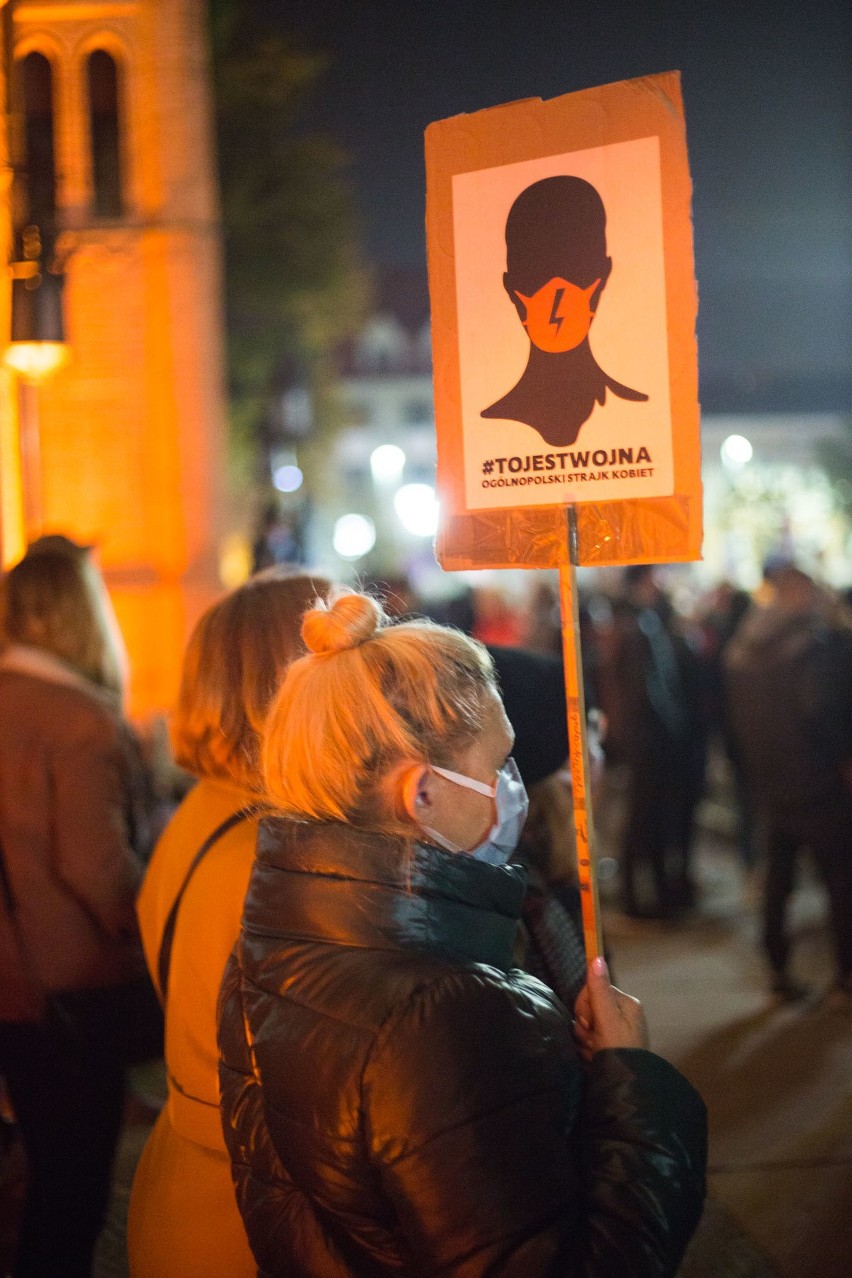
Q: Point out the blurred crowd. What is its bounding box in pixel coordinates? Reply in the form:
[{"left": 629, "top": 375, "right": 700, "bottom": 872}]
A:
[
  {"left": 0, "top": 532, "right": 849, "bottom": 1277},
  {"left": 431, "top": 558, "right": 852, "bottom": 997}
]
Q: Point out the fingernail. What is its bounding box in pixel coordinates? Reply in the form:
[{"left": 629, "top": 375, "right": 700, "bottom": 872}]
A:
[{"left": 592, "top": 956, "right": 609, "bottom": 977}]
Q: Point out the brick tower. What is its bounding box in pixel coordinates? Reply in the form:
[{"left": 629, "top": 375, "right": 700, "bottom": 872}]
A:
[{"left": 1, "top": 0, "right": 227, "bottom": 714}]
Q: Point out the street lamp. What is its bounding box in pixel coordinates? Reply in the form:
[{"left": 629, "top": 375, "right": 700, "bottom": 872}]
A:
[
  {"left": 2, "top": 0, "right": 70, "bottom": 540},
  {"left": 3, "top": 273, "right": 69, "bottom": 537},
  {"left": 4, "top": 272, "right": 69, "bottom": 379}
]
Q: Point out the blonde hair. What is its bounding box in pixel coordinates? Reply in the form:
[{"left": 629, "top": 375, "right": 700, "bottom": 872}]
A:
[
  {"left": 1, "top": 549, "right": 127, "bottom": 701},
  {"left": 263, "top": 591, "right": 497, "bottom": 834},
  {"left": 171, "top": 569, "right": 330, "bottom": 792}
]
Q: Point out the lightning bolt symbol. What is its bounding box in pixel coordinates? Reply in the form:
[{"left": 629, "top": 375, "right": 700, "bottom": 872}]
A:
[{"left": 549, "top": 287, "right": 565, "bottom": 334}]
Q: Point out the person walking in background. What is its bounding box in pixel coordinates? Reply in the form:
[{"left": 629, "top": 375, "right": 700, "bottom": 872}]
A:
[
  {"left": 724, "top": 565, "right": 852, "bottom": 1004},
  {"left": 522, "top": 578, "right": 563, "bottom": 654},
  {"left": 0, "top": 547, "right": 150, "bottom": 1278},
  {"left": 218, "top": 590, "right": 706, "bottom": 1277},
  {"left": 600, "top": 566, "right": 708, "bottom": 920},
  {"left": 127, "top": 570, "right": 330, "bottom": 1278},
  {"left": 696, "top": 580, "right": 758, "bottom": 878}
]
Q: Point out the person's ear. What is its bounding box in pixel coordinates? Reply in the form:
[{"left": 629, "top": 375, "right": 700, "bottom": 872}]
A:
[
  {"left": 504, "top": 272, "right": 527, "bottom": 322},
  {"left": 401, "top": 765, "right": 432, "bottom": 822},
  {"left": 591, "top": 258, "right": 612, "bottom": 312}
]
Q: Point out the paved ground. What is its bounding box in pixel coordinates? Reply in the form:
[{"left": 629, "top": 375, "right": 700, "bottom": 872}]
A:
[
  {"left": 596, "top": 777, "right": 852, "bottom": 1278},
  {"left": 606, "top": 864, "right": 851, "bottom": 1278},
  {"left": 2, "top": 781, "right": 850, "bottom": 1277}
]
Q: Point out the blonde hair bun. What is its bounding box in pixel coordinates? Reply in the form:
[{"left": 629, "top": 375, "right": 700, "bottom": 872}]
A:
[{"left": 301, "top": 591, "right": 383, "bottom": 655}]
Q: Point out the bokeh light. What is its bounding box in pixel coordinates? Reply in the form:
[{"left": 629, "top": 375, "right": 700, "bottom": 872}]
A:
[
  {"left": 333, "top": 513, "right": 376, "bottom": 559},
  {"left": 720, "top": 434, "right": 753, "bottom": 470},
  {"left": 370, "top": 443, "right": 406, "bottom": 482},
  {"left": 272, "top": 463, "right": 304, "bottom": 493},
  {"left": 394, "top": 483, "right": 439, "bottom": 537}
]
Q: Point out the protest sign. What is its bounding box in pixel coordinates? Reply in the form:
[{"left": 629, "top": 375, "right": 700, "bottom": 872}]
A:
[
  {"left": 425, "top": 70, "right": 701, "bottom": 571},
  {"left": 425, "top": 72, "right": 702, "bottom": 959}
]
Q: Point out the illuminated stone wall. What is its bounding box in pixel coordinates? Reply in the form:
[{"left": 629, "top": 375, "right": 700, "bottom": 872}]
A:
[
  {"left": 0, "top": 3, "right": 26, "bottom": 565},
  {"left": 6, "top": 0, "right": 227, "bottom": 715}
]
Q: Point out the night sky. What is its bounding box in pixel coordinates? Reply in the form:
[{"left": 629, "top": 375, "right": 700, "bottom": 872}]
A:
[{"left": 264, "top": 0, "right": 850, "bottom": 413}]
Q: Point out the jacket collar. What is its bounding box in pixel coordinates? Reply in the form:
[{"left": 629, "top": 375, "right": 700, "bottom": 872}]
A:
[
  {"left": 0, "top": 644, "right": 91, "bottom": 693},
  {"left": 246, "top": 818, "right": 527, "bottom": 972}
]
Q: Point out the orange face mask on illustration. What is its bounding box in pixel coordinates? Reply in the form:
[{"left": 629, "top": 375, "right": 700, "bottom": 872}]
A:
[{"left": 514, "top": 276, "right": 601, "bottom": 353}]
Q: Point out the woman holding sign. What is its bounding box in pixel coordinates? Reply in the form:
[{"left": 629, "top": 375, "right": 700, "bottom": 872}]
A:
[{"left": 218, "top": 590, "right": 707, "bottom": 1278}]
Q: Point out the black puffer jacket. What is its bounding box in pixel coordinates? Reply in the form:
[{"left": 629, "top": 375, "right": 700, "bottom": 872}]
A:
[{"left": 218, "top": 819, "right": 706, "bottom": 1277}]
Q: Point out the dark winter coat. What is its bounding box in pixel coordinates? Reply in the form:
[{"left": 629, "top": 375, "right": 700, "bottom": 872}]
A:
[
  {"left": 218, "top": 818, "right": 707, "bottom": 1278},
  {"left": 724, "top": 604, "right": 852, "bottom": 814}
]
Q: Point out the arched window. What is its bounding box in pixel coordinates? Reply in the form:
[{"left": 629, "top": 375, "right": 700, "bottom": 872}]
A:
[
  {"left": 87, "top": 49, "right": 123, "bottom": 217},
  {"left": 20, "top": 51, "right": 57, "bottom": 229}
]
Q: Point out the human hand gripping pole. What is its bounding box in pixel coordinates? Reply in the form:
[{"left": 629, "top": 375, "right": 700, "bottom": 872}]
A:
[{"left": 573, "top": 956, "right": 649, "bottom": 1062}]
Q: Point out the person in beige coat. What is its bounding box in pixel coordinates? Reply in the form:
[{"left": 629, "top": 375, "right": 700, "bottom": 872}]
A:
[
  {"left": 128, "top": 569, "right": 329, "bottom": 1278},
  {"left": 0, "top": 546, "right": 149, "bottom": 1278}
]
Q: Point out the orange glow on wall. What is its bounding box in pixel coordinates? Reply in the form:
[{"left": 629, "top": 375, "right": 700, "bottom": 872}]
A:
[
  {"left": 0, "top": 9, "right": 25, "bottom": 568},
  {"left": 3, "top": 0, "right": 228, "bottom": 715},
  {"left": 0, "top": 371, "right": 26, "bottom": 568}
]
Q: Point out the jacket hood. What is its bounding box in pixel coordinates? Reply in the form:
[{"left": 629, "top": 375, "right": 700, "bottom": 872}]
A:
[{"left": 245, "top": 818, "right": 527, "bottom": 972}]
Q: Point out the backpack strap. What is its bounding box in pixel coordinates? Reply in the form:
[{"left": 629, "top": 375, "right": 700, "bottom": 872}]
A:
[{"left": 156, "top": 807, "right": 254, "bottom": 1002}]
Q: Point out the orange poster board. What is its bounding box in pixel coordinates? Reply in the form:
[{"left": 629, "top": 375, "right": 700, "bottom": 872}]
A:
[{"left": 425, "top": 71, "right": 702, "bottom": 569}]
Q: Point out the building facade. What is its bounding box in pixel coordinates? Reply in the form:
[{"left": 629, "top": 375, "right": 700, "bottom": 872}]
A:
[
  {"left": 1, "top": 0, "right": 226, "bottom": 713},
  {"left": 315, "top": 269, "right": 439, "bottom": 576}
]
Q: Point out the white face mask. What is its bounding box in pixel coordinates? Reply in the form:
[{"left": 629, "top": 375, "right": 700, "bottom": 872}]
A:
[{"left": 419, "top": 757, "right": 529, "bottom": 865}]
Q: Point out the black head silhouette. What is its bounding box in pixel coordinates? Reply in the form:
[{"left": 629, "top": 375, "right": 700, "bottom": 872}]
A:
[{"left": 482, "top": 175, "right": 647, "bottom": 447}]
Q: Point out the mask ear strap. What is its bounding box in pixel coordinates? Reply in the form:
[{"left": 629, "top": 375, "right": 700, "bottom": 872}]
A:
[
  {"left": 402, "top": 766, "right": 464, "bottom": 852},
  {"left": 430, "top": 765, "right": 496, "bottom": 798},
  {"left": 418, "top": 824, "right": 465, "bottom": 855}
]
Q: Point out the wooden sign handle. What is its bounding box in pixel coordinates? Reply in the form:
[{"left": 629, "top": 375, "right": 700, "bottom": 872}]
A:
[{"left": 559, "top": 506, "right": 603, "bottom": 963}]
